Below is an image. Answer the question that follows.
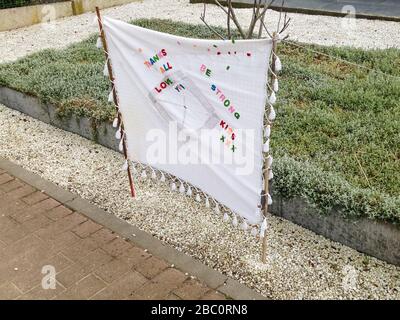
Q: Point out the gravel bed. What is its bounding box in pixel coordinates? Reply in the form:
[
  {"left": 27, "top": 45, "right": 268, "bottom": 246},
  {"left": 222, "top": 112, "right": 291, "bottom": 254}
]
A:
[
  {"left": 0, "top": 104, "right": 399, "bottom": 299},
  {"left": 1, "top": 0, "right": 400, "bottom": 63}
]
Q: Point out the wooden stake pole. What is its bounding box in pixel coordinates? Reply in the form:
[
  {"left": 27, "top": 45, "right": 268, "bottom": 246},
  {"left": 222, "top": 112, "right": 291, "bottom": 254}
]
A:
[
  {"left": 262, "top": 32, "right": 278, "bottom": 263},
  {"left": 95, "top": 7, "right": 136, "bottom": 197}
]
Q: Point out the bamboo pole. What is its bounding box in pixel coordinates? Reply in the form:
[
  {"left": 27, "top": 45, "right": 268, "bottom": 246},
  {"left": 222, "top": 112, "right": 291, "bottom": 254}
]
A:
[
  {"left": 262, "top": 32, "right": 278, "bottom": 263},
  {"left": 95, "top": 7, "right": 136, "bottom": 197}
]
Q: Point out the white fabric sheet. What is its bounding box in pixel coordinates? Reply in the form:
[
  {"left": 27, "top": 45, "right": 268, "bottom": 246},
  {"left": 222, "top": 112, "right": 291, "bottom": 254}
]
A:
[{"left": 102, "top": 17, "right": 272, "bottom": 225}]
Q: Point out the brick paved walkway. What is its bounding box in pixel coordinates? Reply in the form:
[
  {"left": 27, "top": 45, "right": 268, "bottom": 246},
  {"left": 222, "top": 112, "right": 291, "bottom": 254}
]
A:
[{"left": 0, "top": 168, "right": 227, "bottom": 300}]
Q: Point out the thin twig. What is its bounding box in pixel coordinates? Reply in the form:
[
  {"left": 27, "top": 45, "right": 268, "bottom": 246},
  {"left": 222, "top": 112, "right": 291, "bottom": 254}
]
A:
[
  {"left": 354, "top": 153, "right": 372, "bottom": 188},
  {"left": 200, "top": 4, "right": 225, "bottom": 40},
  {"left": 215, "top": 0, "right": 246, "bottom": 38},
  {"left": 227, "top": 0, "right": 232, "bottom": 39}
]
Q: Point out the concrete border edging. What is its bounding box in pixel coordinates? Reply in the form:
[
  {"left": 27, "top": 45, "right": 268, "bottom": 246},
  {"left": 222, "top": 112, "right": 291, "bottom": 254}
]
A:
[
  {"left": 1, "top": 86, "right": 399, "bottom": 266},
  {"left": 0, "top": 0, "right": 141, "bottom": 32},
  {"left": 0, "top": 157, "right": 266, "bottom": 300},
  {"left": 270, "top": 196, "right": 400, "bottom": 266}
]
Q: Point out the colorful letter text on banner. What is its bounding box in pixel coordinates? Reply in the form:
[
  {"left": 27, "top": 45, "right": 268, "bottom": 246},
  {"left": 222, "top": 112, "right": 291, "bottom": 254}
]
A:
[{"left": 101, "top": 17, "right": 272, "bottom": 227}]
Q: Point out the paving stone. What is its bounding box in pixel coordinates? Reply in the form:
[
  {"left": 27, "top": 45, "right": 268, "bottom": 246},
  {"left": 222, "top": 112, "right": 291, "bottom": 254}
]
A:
[
  {"left": 72, "top": 220, "right": 102, "bottom": 238},
  {"left": 89, "top": 228, "right": 118, "bottom": 246},
  {"left": 94, "top": 259, "right": 131, "bottom": 283},
  {"left": 91, "top": 271, "right": 147, "bottom": 300},
  {"left": 0, "top": 173, "right": 13, "bottom": 185},
  {"left": 0, "top": 196, "right": 27, "bottom": 216},
  {"left": 0, "top": 223, "right": 29, "bottom": 245},
  {"left": 12, "top": 253, "right": 71, "bottom": 293},
  {"left": 135, "top": 256, "right": 169, "bottom": 279},
  {"left": 10, "top": 198, "right": 60, "bottom": 223},
  {"left": 200, "top": 290, "right": 227, "bottom": 300},
  {"left": 21, "top": 214, "right": 52, "bottom": 233},
  {"left": 21, "top": 191, "right": 48, "bottom": 205},
  {"left": 60, "top": 237, "right": 99, "bottom": 262},
  {"left": 35, "top": 212, "right": 87, "bottom": 239},
  {"left": 7, "top": 185, "right": 36, "bottom": 200},
  {"left": 0, "top": 179, "right": 24, "bottom": 193},
  {"left": 0, "top": 215, "right": 19, "bottom": 232},
  {"left": 18, "top": 281, "right": 66, "bottom": 300},
  {"left": 129, "top": 268, "right": 188, "bottom": 300},
  {"left": 57, "top": 249, "right": 113, "bottom": 287},
  {"left": 35, "top": 231, "right": 80, "bottom": 255},
  {"left": 117, "top": 246, "right": 151, "bottom": 269},
  {"left": 0, "top": 234, "right": 44, "bottom": 260},
  {"left": 0, "top": 282, "right": 22, "bottom": 300},
  {"left": 165, "top": 293, "right": 182, "bottom": 300},
  {"left": 43, "top": 205, "right": 72, "bottom": 221},
  {"left": 101, "top": 237, "right": 133, "bottom": 257},
  {"left": 55, "top": 274, "right": 107, "bottom": 300},
  {"left": 173, "top": 279, "right": 210, "bottom": 300}
]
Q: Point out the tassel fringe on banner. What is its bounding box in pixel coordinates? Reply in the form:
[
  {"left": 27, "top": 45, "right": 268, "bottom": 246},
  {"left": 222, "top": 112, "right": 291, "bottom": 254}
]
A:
[
  {"left": 97, "top": 20, "right": 282, "bottom": 236},
  {"left": 126, "top": 159, "right": 267, "bottom": 236},
  {"left": 128, "top": 161, "right": 268, "bottom": 236},
  {"left": 261, "top": 36, "right": 282, "bottom": 239}
]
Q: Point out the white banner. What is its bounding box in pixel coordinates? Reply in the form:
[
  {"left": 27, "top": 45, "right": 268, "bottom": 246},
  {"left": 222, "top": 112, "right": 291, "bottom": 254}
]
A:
[{"left": 102, "top": 17, "right": 272, "bottom": 225}]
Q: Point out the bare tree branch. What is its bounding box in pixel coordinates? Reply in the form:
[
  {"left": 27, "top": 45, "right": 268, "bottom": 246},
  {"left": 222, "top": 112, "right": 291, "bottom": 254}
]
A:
[
  {"left": 217, "top": 0, "right": 246, "bottom": 38},
  {"left": 227, "top": 0, "right": 232, "bottom": 39},
  {"left": 200, "top": 4, "right": 225, "bottom": 40}
]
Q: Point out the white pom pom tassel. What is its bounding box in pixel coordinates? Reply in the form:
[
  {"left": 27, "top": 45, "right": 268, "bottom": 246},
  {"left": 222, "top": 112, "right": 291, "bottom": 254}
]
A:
[
  {"left": 223, "top": 212, "right": 229, "bottom": 222},
  {"left": 119, "top": 139, "right": 124, "bottom": 152},
  {"left": 115, "top": 128, "right": 122, "bottom": 140},
  {"left": 264, "top": 125, "right": 271, "bottom": 139},
  {"left": 112, "top": 117, "right": 118, "bottom": 128},
  {"left": 232, "top": 215, "right": 238, "bottom": 227},
  {"left": 179, "top": 182, "right": 185, "bottom": 194},
  {"left": 160, "top": 172, "right": 166, "bottom": 182},
  {"left": 260, "top": 217, "right": 268, "bottom": 238},
  {"left": 96, "top": 37, "right": 103, "bottom": 49},
  {"left": 141, "top": 170, "right": 147, "bottom": 180},
  {"left": 151, "top": 171, "right": 157, "bottom": 180},
  {"left": 121, "top": 160, "right": 128, "bottom": 171},
  {"left": 267, "top": 193, "right": 272, "bottom": 205},
  {"left": 251, "top": 227, "right": 258, "bottom": 237},
  {"left": 131, "top": 162, "right": 137, "bottom": 174},
  {"left": 269, "top": 91, "right": 276, "bottom": 105},
  {"left": 186, "top": 186, "right": 192, "bottom": 197},
  {"left": 103, "top": 63, "right": 109, "bottom": 77},
  {"left": 267, "top": 155, "right": 273, "bottom": 167},
  {"left": 195, "top": 194, "right": 201, "bottom": 202},
  {"left": 268, "top": 106, "right": 276, "bottom": 121},
  {"left": 263, "top": 139, "right": 270, "bottom": 153},
  {"left": 215, "top": 204, "right": 220, "bottom": 214},
  {"left": 108, "top": 91, "right": 114, "bottom": 103},
  {"left": 273, "top": 78, "right": 279, "bottom": 92},
  {"left": 241, "top": 220, "right": 248, "bottom": 231},
  {"left": 171, "top": 182, "right": 177, "bottom": 191},
  {"left": 268, "top": 170, "right": 274, "bottom": 180},
  {"left": 205, "top": 198, "right": 210, "bottom": 208},
  {"left": 275, "top": 56, "right": 282, "bottom": 72}
]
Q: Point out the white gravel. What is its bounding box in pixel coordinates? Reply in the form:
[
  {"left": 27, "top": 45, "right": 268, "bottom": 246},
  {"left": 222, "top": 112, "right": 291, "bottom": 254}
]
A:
[
  {"left": 1, "top": 0, "right": 399, "bottom": 299},
  {"left": 0, "top": 104, "right": 399, "bottom": 299},
  {"left": 1, "top": 0, "right": 400, "bottom": 63}
]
